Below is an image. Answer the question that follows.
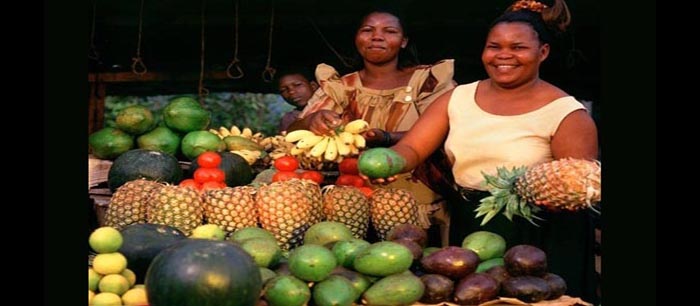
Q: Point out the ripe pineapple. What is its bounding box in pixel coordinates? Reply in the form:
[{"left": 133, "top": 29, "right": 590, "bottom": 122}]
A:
[
  {"left": 147, "top": 185, "right": 204, "bottom": 235},
  {"left": 286, "top": 178, "right": 324, "bottom": 225},
  {"left": 369, "top": 188, "right": 419, "bottom": 240},
  {"left": 202, "top": 186, "right": 258, "bottom": 235},
  {"left": 476, "top": 158, "right": 601, "bottom": 226},
  {"left": 322, "top": 185, "right": 370, "bottom": 239},
  {"left": 256, "top": 179, "right": 314, "bottom": 250},
  {"left": 104, "top": 179, "right": 164, "bottom": 230}
]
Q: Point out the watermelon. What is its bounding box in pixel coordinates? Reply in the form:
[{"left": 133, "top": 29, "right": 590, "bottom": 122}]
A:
[
  {"left": 119, "top": 223, "right": 186, "bottom": 284},
  {"left": 146, "top": 239, "right": 262, "bottom": 306},
  {"left": 107, "top": 149, "right": 183, "bottom": 192}
]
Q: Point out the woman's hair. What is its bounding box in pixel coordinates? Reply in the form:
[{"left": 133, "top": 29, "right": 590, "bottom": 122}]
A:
[
  {"left": 354, "top": 6, "right": 420, "bottom": 69},
  {"left": 490, "top": 0, "right": 571, "bottom": 45}
]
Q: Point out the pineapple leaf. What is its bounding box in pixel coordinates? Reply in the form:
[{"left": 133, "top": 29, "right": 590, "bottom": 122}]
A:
[{"left": 480, "top": 210, "right": 500, "bottom": 226}]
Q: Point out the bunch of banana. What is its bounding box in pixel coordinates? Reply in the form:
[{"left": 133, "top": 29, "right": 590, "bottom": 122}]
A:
[
  {"left": 231, "top": 149, "right": 263, "bottom": 165},
  {"left": 283, "top": 119, "right": 369, "bottom": 163},
  {"left": 209, "top": 125, "right": 276, "bottom": 149}
]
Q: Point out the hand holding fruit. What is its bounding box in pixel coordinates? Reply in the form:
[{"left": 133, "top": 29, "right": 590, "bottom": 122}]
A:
[
  {"left": 363, "top": 128, "right": 391, "bottom": 147},
  {"left": 357, "top": 147, "right": 406, "bottom": 184},
  {"left": 307, "top": 110, "right": 342, "bottom": 135}
]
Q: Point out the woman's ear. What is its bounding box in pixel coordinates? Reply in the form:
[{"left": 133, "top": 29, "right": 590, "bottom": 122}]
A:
[
  {"left": 539, "top": 43, "right": 550, "bottom": 62},
  {"left": 401, "top": 37, "right": 408, "bottom": 49}
]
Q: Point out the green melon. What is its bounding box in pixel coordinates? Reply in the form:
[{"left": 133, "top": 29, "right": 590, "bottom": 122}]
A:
[
  {"left": 107, "top": 149, "right": 183, "bottom": 192},
  {"left": 115, "top": 105, "right": 156, "bottom": 135},
  {"left": 145, "top": 239, "right": 262, "bottom": 306}
]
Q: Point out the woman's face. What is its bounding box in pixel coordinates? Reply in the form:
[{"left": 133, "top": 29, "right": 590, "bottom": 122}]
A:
[
  {"left": 481, "top": 22, "right": 549, "bottom": 88},
  {"left": 355, "top": 12, "right": 408, "bottom": 65}
]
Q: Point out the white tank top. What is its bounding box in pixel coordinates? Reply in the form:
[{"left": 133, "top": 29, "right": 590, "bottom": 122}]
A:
[{"left": 445, "top": 81, "right": 585, "bottom": 190}]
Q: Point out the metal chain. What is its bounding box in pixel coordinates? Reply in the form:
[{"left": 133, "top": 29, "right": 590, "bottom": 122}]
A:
[
  {"left": 226, "top": 0, "right": 244, "bottom": 79},
  {"left": 198, "top": 0, "right": 209, "bottom": 106},
  {"left": 262, "top": 1, "right": 276, "bottom": 83},
  {"left": 131, "top": 0, "right": 147, "bottom": 75}
]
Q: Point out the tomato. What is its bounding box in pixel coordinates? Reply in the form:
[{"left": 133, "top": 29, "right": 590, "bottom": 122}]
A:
[
  {"left": 201, "top": 180, "right": 227, "bottom": 192},
  {"left": 179, "top": 178, "right": 201, "bottom": 190},
  {"left": 338, "top": 158, "right": 359, "bottom": 175},
  {"left": 299, "top": 170, "right": 324, "bottom": 184},
  {"left": 194, "top": 167, "right": 226, "bottom": 184},
  {"left": 335, "top": 174, "right": 365, "bottom": 187},
  {"left": 357, "top": 186, "right": 374, "bottom": 198},
  {"left": 273, "top": 156, "right": 300, "bottom": 172},
  {"left": 272, "top": 170, "right": 300, "bottom": 182},
  {"left": 197, "top": 151, "right": 222, "bottom": 168}
]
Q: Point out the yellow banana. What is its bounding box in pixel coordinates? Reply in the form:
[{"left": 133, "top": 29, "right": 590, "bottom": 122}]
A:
[
  {"left": 290, "top": 147, "right": 306, "bottom": 156},
  {"left": 343, "top": 119, "right": 369, "bottom": 134},
  {"left": 324, "top": 137, "right": 338, "bottom": 161},
  {"left": 335, "top": 135, "right": 351, "bottom": 156},
  {"left": 296, "top": 134, "right": 325, "bottom": 149},
  {"left": 349, "top": 144, "right": 359, "bottom": 155},
  {"left": 284, "top": 129, "right": 316, "bottom": 143},
  {"left": 219, "top": 126, "right": 232, "bottom": 137},
  {"left": 209, "top": 128, "right": 223, "bottom": 139},
  {"left": 241, "top": 127, "right": 253, "bottom": 138},
  {"left": 338, "top": 131, "right": 355, "bottom": 145},
  {"left": 309, "top": 137, "right": 330, "bottom": 157},
  {"left": 353, "top": 134, "right": 366, "bottom": 148},
  {"left": 229, "top": 125, "right": 242, "bottom": 136}
]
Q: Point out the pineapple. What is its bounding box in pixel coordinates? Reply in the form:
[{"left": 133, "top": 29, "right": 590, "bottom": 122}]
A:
[
  {"left": 321, "top": 185, "right": 370, "bottom": 239},
  {"left": 286, "top": 178, "right": 324, "bottom": 225},
  {"left": 147, "top": 185, "right": 204, "bottom": 235},
  {"left": 256, "top": 179, "right": 314, "bottom": 250},
  {"left": 476, "top": 158, "right": 601, "bottom": 226},
  {"left": 369, "top": 188, "right": 419, "bottom": 240},
  {"left": 104, "top": 179, "right": 163, "bottom": 230},
  {"left": 202, "top": 186, "right": 258, "bottom": 235}
]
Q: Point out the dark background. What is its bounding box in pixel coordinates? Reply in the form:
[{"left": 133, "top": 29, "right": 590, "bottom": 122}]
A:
[{"left": 87, "top": 0, "right": 600, "bottom": 101}]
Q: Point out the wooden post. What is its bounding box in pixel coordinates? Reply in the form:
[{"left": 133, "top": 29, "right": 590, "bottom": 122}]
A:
[{"left": 88, "top": 81, "right": 106, "bottom": 135}]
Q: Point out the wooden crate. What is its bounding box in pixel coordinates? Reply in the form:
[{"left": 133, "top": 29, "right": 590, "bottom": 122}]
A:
[{"left": 88, "top": 155, "right": 112, "bottom": 189}]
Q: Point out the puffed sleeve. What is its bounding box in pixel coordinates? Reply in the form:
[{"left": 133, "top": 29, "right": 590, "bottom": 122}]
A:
[
  {"left": 408, "top": 59, "right": 456, "bottom": 114},
  {"left": 298, "top": 63, "right": 350, "bottom": 118}
]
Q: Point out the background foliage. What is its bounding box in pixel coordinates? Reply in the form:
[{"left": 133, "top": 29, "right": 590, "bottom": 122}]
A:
[{"left": 104, "top": 92, "right": 294, "bottom": 136}]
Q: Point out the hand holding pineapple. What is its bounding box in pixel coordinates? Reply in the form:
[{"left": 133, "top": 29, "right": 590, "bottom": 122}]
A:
[{"left": 475, "top": 158, "right": 601, "bottom": 226}]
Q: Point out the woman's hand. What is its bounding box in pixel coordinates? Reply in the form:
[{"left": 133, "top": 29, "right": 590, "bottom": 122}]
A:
[
  {"left": 307, "top": 110, "right": 342, "bottom": 135},
  {"left": 363, "top": 128, "right": 389, "bottom": 148},
  {"left": 359, "top": 172, "right": 398, "bottom": 185}
]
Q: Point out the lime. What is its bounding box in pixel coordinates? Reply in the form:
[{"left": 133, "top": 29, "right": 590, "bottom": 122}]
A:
[
  {"left": 89, "top": 227, "right": 123, "bottom": 253},
  {"left": 98, "top": 274, "right": 130, "bottom": 295},
  {"left": 120, "top": 268, "right": 136, "bottom": 287},
  {"left": 240, "top": 237, "right": 282, "bottom": 268},
  {"left": 92, "top": 252, "right": 128, "bottom": 275},
  {"left": 116, "top": 105, "right": 155, "bottom": 135}
]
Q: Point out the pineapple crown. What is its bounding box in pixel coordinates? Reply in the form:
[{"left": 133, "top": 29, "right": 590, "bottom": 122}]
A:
[{"left": 474, "top": 166, "right": 544, "bottom": 226}]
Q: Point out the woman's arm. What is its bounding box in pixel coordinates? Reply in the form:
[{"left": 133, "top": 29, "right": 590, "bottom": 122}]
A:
[{"left": 551, "top": 109, "right": 599, "bottom": 160}]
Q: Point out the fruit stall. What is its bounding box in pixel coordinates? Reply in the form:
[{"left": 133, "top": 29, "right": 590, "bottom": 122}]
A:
[{"left": 86, "top": 1, "right": 602, "bottom": 305}]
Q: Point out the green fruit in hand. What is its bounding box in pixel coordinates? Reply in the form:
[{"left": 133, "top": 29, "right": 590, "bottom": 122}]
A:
[{"left": 358, "top": 148, "right": 406, "bottom": 179}]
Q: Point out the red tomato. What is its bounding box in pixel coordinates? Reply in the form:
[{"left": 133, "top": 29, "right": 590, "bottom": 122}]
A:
[
  {"left": 194, "top": 167, "right": 226, "bottom": 184},
  {"left": 201, "top": 180, "right": 227, "bottom": 192},
  {"left": 196, "top": 151, "right": 222, "bottom": 168},
  {"left": 299, "top": 170, "right": 324, "bottom": 184},
  {"left": 178, "top": 178, "right": 201, "bottom": 190},
  {"left": 338, "top": 158, "right": 359, "bottom": 175},
  {"left": 272, "top": 171, "right": 300, "bottom": 182},
  {"left": 335, "top": 174, "right": 365, "bottom": 187},
  {"left": 358, "top": 186, "right": 374, "bottom": 198},
  {"left": 273, "top": 156, "right": 300, "bottom": 172}
]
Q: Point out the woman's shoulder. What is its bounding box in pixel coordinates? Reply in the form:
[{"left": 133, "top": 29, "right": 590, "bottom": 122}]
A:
[{"left": 413, "top": 59, "right": 455, "bottom": 74}]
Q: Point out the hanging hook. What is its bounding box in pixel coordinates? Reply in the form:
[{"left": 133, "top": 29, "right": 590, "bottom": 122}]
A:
[
  {"left": 262, "top": 0, "right": 276, "bottom": 83},
  {"left": 131, "top": 0, "right": 148, "bottom": 76},
  {"left": 226, "top": 0, "right": 244, "bottom": 79},
  {"left": 88, "top": 0, "right": 100, "bottom": 61}
]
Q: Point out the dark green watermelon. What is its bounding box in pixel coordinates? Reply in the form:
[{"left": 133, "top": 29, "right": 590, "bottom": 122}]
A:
[
  {"left": 189, "top": 151, "right": 254, "bottom": 187},
  {"left": 108, "top": 149, "right": 183, "bottom": 192},
  {"left": 146, "top": 239, "right": 262, "bottom": 306},
  {"left": 119, "top": 223, "right": 186, "bottom": 284}
]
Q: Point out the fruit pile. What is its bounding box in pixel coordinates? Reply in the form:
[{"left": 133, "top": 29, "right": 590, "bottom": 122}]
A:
[
  {"left": 88, "top": 227, "right": 148, "bottom": 305},
  {"left": 178, "top": 151, "right": 227, "bottom": 191}
]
